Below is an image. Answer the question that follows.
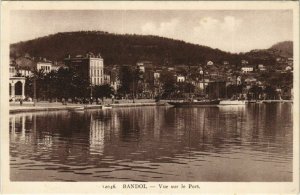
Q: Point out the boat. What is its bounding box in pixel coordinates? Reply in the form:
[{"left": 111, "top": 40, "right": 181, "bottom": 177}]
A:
[
  {"left": 69, "top": 106, "right": 85, "bottom": 112},
  {"left": 102, "top": 104, "right": 113, "bottom": 109},
  {"left": 168, "top": 99, "right": 220, "bottom": 107},
  {"left": 219, "top": 100, "right": 247, "bottom": 105}
]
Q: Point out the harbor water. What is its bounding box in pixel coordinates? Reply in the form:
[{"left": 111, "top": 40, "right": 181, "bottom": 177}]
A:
[{"left": 10, "top": 103, "right": 293, "bottom": 181}]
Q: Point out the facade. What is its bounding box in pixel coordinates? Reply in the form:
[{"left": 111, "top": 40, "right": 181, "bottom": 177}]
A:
[
  {"left": 241, "top": 66, "right": 254, "bottom": 73},
  {"left": 9, "top": 77, "right": 26, "bottom": 101},
  {"left": 37, "top": 61, "right": 52, "bottom": 73},
  {"left": 104, "top": 74, "right": 111, "bottom": 85},
  {"left": 137, "top": 62, "right": 145, "bottom": 72},
  {"left": 18, "top": 69, "right": 33, "bottom": 77},
  {"left": 64, "top": 53, "right": 104, "bottom": 86},
  {"left": 258, "top": 64, "right": 267, "bottom": 71},
  {"left": 9, "top": 65, "right": 17, "bottom": 77},
  {"left": 176, "top": 75, "right": 185, "bottom": 82}
]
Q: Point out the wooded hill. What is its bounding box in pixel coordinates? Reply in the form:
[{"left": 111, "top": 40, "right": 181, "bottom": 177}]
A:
[{"left": 10, "top": 31, "right": 292, "bottom": 67}]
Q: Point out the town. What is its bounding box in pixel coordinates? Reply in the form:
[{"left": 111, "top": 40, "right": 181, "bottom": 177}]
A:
[{"left": 9, "top": 51, "right": 293, "bottom": 105}]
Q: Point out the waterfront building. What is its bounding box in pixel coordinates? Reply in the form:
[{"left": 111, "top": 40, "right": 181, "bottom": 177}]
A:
[
  {"left": 9, "top": 77, "right": 26, "bottom": 101},
  {"left": 64, "top": 53, "right": 104, "bottom": 86},
  {"left": 9, "top": 59, "right": 27, "bottom": 101}
]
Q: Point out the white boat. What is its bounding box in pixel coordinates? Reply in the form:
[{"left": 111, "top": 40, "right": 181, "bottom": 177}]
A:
[
  {"left": 69, "top": 106, "right": 85, "bottom": 112},
  {"left": 219, "top": 100, "right": 247, "bottom": 105},
  {"left": 102, "top": 104, "right": 112, "bottom": 109}
]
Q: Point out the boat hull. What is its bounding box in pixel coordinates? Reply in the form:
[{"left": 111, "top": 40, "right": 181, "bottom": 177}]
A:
[
  {"left": 219, "top": 100, "right": 247, "bottom": 105},
  {"left": 168, "top": 100, "right": 220, "bottom": 107}
]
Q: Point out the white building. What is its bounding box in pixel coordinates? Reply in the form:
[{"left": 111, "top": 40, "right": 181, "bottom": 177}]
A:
[
  {"left": 285, "top": 66, "right": 292, "bottom": 71},
  {"left": 258, "top": 64, "right": 266, "bottom": 71},
  {"left": 241, "top": 66, "right": 254, "bottom": 73},
  {"left": 137, "top": 62, "right": 145, "bottom": 72},
  {"left": 18, "top": 69, "right": 33, "bottom": 77},
  {"left": 9, "top": 65, "right": 16, "bottom": 77},
  {"left": 154, "top": 72, "right": 160, "bottom": 79},
  {"left": 207, "top": 61, "right": 214, "bottom": 66},
  {"left": 104, "top": 74, "right": 111, "bottom": 85},
  {"left": 176, "top": 75, "right": 185, "bottom": 83},
  {"left": 37, "top": 60, "right": 52, "bottom": 73}
]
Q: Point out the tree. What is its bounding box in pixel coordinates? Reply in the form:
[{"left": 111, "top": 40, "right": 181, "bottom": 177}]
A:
[
  {"left": 93, "top": 84, "right": 114, "bottom": 100},
  {"left": 118, "top": 65, "right": 142, "bottom": 98},
  {"left": 159, "top": 70, "right": 176, "bottom": 98},
  {"left": 264, "top": 85, "right": 277, "bottom": 99},
  {"left": 249, "top": 85, "right": 262, "bottom": 100}
]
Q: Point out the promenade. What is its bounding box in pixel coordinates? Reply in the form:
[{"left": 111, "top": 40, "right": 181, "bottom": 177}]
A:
[{"left": 10, "top": 99, "right": 167, "bottom": 114}]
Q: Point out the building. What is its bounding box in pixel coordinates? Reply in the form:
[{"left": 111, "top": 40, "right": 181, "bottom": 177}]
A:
[
  {"left": 104, "top": 74, "right": 111, "bottom": 85},
  {"left": 258, "top": 64, "right": 267, "bottom": 71},
  {"left": 285, "top": 66, "right": 292, "bottom": 71},
  {"left": 176, "top": 75, "right": 185, "bottom": 83},
  {"left": 109, "top": 67, "right": 120, "bottom": 92},
  {"left": 207, "top": 61, "right": 214, "bottom": 66},
  {"left": 223, "top": 61, "right": 229, "bottom": 65},
  {"left": 241, "top": 66, "right": 254, "bottom": 73},
  {"left": 37, "top": 59, "right": 52, "bottom": 73},
  {"left": 9, "top": 64, "right": 17, "bottom": 77},
  {"left": 137, "top": 62, "right": 145, "bottom": 72},
  {"left": 64, "top": 53, "right": 104, "bottom": 86},
  {"left": 241, "top": 60, "right": 249, "bottom": 65}
]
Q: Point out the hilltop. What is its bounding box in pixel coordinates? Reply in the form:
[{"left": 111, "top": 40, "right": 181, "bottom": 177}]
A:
[{"left": 10, "top": 31, "right": 292, "bottom": 66}]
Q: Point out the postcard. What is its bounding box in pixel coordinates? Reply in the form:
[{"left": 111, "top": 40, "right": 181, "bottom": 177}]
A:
[{"left": 1, "top": 1, "right": 299, "bottom": 194}]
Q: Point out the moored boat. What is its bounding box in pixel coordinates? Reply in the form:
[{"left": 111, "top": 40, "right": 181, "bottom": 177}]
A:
[
  {"left": 219, "top": 100, "right": 247, "bottom": 105},
  {"left": 168, "top": 99, "right": 220, "bottom": 107},
  {"left": 69, "top": 106, "right": 85, "bottom": 112},
  {"left": 102, "top": 104, "right": 112, "bottom": 109}
]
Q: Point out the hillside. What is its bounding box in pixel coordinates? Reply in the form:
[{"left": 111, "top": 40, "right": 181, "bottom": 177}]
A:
[
  {"left": 10, "top": 31, "right": 241, "bottom": 66},
  {"left": 10, "top": 31, "right": 292, "bottom": 66},
  {"left": 243, "top": 41, "right": 293, "bottom": 65},
  {"left": 269, "top": 41, "right": 293, "bottom": 58}
]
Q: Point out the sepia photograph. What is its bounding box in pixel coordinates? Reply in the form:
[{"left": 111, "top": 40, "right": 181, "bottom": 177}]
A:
[{"left": 1, "top": 1, "right": 299, "bottom": 194}]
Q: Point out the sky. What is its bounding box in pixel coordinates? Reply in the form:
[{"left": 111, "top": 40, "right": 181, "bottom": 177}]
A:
[{"left": 10, "top": 10, "right": 293, "bottom": 53}]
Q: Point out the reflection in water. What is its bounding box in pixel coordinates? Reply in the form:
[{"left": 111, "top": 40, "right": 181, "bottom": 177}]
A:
[{"left": 10, "top": 104, "right": 293, "bottom": 181}]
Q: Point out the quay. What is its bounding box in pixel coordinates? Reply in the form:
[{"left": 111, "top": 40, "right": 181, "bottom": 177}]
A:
[{"left": 9, "top": 100, "right": 168, "bottom": 114}]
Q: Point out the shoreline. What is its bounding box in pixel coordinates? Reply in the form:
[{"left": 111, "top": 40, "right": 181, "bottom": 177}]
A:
[
  {"left": 9, "top": 102, "right": 168, "bottom": 114},
  {"left": 9, "top": 99, "right": 293, "bottom": 114}
]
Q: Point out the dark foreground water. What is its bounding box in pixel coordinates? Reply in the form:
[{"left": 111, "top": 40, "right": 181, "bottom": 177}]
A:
[{"left": 10, "top": 103, "right": 293, "bottom": 181}]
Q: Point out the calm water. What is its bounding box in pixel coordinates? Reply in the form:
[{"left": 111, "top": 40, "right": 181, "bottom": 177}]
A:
[{"left": 10, "top": 103, "right": 293, "bottom": 181}]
